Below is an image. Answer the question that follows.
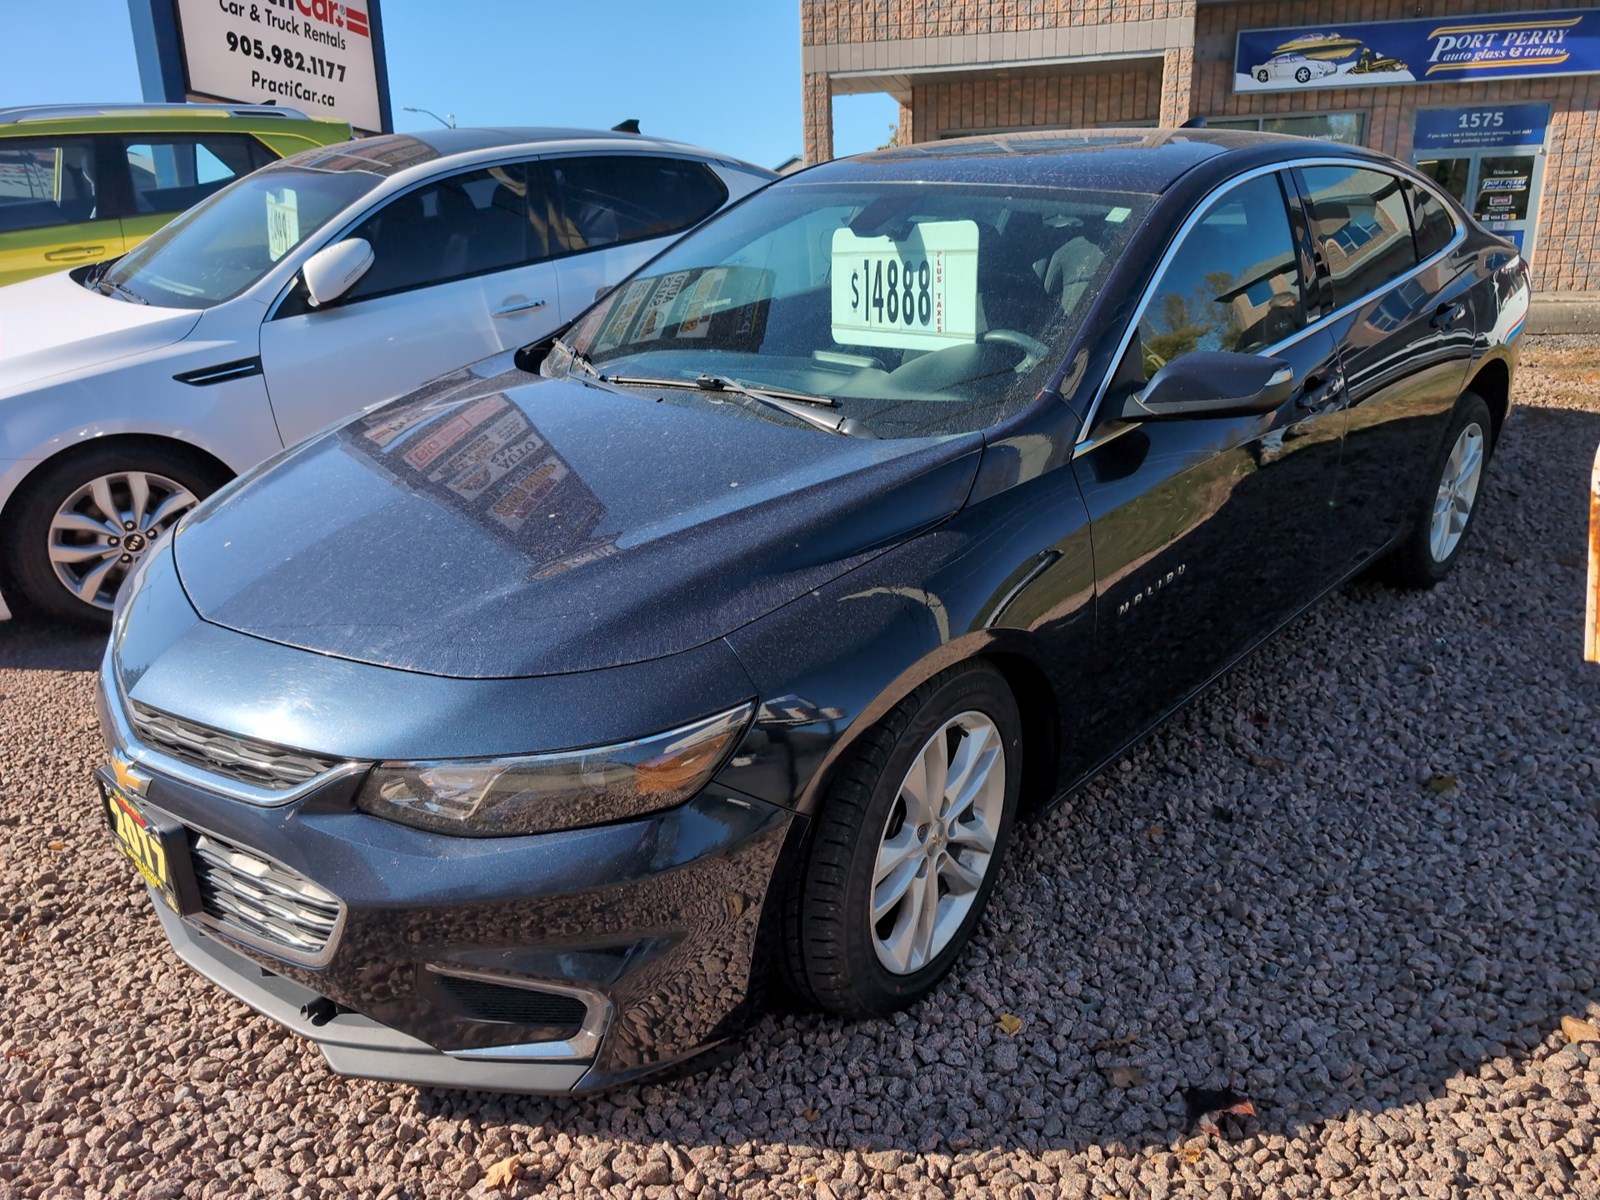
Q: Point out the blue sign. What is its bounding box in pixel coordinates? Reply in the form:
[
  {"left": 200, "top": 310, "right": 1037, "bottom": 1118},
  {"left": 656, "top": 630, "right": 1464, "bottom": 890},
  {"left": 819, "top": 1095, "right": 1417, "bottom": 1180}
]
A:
[
  {"left": 1413, "top": 103, "right": 1551, "bottom": 152},
  {"left": 1235, "top": 9, "right": 1600, "bottom": 94}
]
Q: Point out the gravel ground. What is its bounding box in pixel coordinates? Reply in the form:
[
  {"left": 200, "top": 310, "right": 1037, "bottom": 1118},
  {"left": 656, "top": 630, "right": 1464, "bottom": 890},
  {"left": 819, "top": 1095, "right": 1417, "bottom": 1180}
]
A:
[{"left": 3, "top": 337, "right": 1599, "bottom": 1200}]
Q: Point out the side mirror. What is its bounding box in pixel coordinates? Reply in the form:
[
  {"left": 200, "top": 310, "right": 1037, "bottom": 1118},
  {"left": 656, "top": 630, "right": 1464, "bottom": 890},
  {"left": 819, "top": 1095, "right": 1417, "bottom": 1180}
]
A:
[
  {"left": 1120, "top": 350, "right": 1294, "bottom": 421},
  {"left": 302, "top": 238, "right": 374, "bottom": 308}
]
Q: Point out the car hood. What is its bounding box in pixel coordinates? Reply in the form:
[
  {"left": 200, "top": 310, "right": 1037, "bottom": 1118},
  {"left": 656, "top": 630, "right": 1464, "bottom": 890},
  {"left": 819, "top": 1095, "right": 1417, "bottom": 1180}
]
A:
[
  {"left": 0, "top": 270, "right": 203, "bottom": 392},
  {"left": 175, "top": 367, "right": 982, "bottom": 679}
]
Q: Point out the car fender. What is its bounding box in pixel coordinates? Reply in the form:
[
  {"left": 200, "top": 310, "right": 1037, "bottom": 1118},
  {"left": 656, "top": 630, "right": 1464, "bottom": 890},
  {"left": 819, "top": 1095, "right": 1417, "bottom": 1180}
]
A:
[
  {"left": 0, "top": 309, "right": 282, "bottom": 517},
  {"left": 720, "top": 432, "right": 1098, "bottom": 820}
]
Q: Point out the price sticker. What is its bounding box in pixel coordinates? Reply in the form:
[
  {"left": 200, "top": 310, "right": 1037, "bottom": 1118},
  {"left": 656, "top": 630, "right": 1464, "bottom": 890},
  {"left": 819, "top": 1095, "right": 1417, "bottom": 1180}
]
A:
[
  {"left": 266, "top": 187, "right": 299, "bottom": 262},
  {"left": 831, "top": 220, "right": 979, "bottom": 350}
]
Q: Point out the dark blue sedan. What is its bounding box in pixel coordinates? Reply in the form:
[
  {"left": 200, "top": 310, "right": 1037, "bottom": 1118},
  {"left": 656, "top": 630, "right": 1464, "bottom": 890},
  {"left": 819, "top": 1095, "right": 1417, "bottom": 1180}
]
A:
[{"left": 96, "top": 129, "right": 1529, "bottom": 1092}]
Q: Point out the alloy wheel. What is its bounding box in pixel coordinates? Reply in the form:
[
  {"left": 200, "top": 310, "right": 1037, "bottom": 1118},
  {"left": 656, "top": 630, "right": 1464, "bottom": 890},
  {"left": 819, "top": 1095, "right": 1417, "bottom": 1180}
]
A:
[
  {"left": 47, "top": 471, "right": 197, "bottom": 610},
  {"left": 870, "top": 711, "right": 1006, "bottom": 975},
  {"left": 1428, "top": 422, "right": 1485, "bottom": 563}
]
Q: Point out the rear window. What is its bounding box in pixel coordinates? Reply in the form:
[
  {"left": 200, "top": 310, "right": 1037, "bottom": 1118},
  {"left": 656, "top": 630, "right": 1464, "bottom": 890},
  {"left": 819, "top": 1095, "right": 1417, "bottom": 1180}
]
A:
[
  {"left": 1408, "top": 182, "right": 1459, "bottom": 261},
  {"left": 546, "top": 155, "right": 726, "bottom": 254},
  {"left": 1300, "top": 165, "right": 1418, "bottom": 306}
]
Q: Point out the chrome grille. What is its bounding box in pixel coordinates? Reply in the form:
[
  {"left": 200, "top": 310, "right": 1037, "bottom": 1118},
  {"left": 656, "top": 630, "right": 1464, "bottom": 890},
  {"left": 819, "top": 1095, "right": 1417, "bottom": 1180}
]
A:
[
  {"left": 130, "top": 701, "right": 339, "bottom": 791},
  {"left": 192, "top": 833, "right": 341, "bottom": 957}
]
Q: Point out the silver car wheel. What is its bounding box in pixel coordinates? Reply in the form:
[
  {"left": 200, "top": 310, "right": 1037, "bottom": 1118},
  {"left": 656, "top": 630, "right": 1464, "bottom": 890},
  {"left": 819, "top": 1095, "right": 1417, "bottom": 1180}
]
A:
[
  {"left": 48, "top": 471, "right": 197, "bottom": 610},
  {"left": 870, "top": 711, "right": 1006, "bottom": 976},
  {"left": 1428, "top": 422, "right": 1485, "bottom": 563}
]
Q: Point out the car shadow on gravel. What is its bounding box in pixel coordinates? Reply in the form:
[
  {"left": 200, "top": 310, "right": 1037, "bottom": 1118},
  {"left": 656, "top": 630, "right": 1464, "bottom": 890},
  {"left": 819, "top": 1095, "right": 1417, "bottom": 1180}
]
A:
[
  {"left": 411, "top": 401, "right": 1600, "bottom": 1166},
  {"left": 0, "top": 617, "right": 105, "bottom": 674}
]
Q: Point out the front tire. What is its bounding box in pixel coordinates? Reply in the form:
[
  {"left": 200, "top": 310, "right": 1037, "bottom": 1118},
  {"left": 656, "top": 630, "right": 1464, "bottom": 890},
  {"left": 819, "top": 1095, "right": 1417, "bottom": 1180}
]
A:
[
  {"left": 1295, "top": 66, "right": 1313, "bottom": 83},
  {"left": 1381, "top": 393, "right": 1492, "bottom": 589},
  {"left": 787, "top": 662, "right": 1022, "bottom": 1017},
  {"left": 5, "top": 443, "right": 228, "bottom": 626}
]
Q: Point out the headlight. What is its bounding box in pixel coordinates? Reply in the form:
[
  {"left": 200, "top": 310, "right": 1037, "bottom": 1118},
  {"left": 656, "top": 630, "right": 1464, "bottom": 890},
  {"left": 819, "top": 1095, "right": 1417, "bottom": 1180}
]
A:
[{"left": 355, "top": 702, "right": 754, "bottom": 836}]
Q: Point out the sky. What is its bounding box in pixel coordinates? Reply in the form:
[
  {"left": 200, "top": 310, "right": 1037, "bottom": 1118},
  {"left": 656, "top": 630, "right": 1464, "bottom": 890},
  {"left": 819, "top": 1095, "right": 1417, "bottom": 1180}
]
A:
[{"left": 0, "top": 0, "right": 898, "bottom": 170}]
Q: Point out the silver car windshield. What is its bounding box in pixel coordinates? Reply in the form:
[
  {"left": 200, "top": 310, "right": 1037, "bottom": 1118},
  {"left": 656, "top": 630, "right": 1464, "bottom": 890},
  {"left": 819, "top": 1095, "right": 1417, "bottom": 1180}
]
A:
[
  {"left": 554, "top": 180, "right": 1153, "bottom": 438},
  {"left": 96, "top": 165, "right": 381, "bottom": 310}
]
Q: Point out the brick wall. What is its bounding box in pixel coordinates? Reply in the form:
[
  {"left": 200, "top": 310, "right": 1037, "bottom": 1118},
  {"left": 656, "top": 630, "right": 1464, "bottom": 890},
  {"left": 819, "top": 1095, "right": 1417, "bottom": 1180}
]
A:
[
  {"left": 1193, "top": 0, "right": 1600, "bottom": 289},
  {"left": 910, "top": 62, "right": 1164, "bottom": 138},
  {"left": 801, "top": 1, "right": 1194, "bottom": 46}
]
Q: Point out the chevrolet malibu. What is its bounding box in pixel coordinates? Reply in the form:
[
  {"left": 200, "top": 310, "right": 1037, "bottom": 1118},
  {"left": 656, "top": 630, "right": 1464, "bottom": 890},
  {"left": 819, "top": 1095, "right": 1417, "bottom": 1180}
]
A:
[{"left": 98, "top": 129, "right": 1528, "bottom": 1093}]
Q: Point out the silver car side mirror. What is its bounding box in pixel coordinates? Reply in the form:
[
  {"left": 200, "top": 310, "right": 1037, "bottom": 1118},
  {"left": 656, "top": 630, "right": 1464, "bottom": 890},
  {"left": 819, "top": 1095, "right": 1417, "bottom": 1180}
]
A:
[{"left": 302, "top": 238, "right": 374, "bottom": 308}]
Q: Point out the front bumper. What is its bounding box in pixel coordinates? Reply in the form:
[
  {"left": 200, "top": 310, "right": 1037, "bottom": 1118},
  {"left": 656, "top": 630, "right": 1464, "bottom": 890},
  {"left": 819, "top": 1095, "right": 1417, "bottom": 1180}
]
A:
[
  {"left": 155, "top": 900, "right": 598, "bottom": 1092},
  {"left": 121, "top": 769, "right": 798, "bottom": 1091}
]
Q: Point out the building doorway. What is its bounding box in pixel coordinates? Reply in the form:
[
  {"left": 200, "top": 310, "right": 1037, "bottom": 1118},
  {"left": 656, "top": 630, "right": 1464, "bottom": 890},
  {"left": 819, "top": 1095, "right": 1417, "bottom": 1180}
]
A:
[{"left": 1412, "top": 104, "right": 1549, "bottom": 261}]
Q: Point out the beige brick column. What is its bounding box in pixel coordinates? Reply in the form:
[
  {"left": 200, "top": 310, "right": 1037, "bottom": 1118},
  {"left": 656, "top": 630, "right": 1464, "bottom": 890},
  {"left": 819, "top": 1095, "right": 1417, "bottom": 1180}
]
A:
[
  {"left": 804, "top": 72, "right": 834, "bottom": 165},
  {"left": 1158, "top": 45, "right": 1195, "bottom": 127},
  {"left": 897, "top": 100, "right": 914, "bottom": 146}
]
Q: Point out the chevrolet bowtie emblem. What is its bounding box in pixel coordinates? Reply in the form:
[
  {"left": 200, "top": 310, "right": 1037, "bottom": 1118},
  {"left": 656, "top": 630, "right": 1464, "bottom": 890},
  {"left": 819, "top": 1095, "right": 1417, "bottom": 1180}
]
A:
[{"left": 111, "top": 754, "right": 150, "bottom": 797}]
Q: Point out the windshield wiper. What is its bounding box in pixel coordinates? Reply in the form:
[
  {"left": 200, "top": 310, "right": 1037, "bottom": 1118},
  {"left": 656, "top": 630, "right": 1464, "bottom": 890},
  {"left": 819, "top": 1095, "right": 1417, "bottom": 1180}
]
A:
[
  {"left": 552, "top": 336, "right": 599, "bottom": 379},
  {"left": 97, "top": 278, "right": 147, "bottom": 305},
  {"left": 600, "top": 372, "right": 874, "bottom": 437}
]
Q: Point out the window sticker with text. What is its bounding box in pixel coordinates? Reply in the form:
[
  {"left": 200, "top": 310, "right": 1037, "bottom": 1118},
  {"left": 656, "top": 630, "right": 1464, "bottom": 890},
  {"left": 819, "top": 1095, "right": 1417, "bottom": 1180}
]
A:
[{"left": 830, "top": 220, "right": 979, "bottom": 350}]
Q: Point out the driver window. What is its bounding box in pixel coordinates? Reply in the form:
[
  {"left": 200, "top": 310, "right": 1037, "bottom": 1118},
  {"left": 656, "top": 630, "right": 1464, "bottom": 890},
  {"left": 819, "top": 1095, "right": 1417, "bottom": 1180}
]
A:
[
  {"left": 1137, "top": 172, "right": 1305, "bottom": 378},
  {"left": 342, "top": 164, "right": 542, "bottom": 302}
]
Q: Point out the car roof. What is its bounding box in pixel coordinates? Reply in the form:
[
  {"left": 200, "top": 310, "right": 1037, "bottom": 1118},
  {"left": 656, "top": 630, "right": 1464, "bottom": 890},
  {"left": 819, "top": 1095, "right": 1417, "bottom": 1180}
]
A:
[
  {"left": 388, "top": 126, "right": 775, "bottom": 174},
  {"left": 271, "top": 128, "right": 775, "bottom": 182},
  {"left": 0, "top": 103, "right": 349, "bottom": 136},
  {"left": 795, "top": 127, "right": 1373, "bottom": 192}
]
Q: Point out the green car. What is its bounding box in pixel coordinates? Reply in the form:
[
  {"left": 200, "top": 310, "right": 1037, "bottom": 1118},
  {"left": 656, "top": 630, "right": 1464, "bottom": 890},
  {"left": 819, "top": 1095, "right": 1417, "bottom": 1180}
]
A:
[{"left": 0, "top": 103, "right": 350, "bottom": 287}]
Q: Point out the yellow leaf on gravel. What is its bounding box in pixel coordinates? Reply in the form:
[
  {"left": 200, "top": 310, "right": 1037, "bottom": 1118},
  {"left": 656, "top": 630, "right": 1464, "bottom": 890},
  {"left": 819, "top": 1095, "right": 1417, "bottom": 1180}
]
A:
[
  {"left": 1146, "top": 824, "right": 1165, "bottom": 842},
  {"left": 1426, "top": 773, "right": 1457, "bottom": 793},
  {"left": 1178, "top": 1146, "right": 1205, "bottom": 1164},
  {"left": 1107, "top": 1065, "right": 1145, "bottom": 1088},
  {"left": 47, "top": 841, "right": 65, "bottom": 851},
  {"left": 1561, "top": 1015, "right": 1600, "bottom": 1043},
  {"left": 997, "top": 1013, "right": 1023, "bottom": 1036},
  {"left": 484, "top": 1155, "right": 522, "bottom": 1190}
]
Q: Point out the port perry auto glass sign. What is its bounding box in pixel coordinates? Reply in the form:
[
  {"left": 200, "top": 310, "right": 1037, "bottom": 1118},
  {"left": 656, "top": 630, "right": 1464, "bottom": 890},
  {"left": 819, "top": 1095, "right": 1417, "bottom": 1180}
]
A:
[
  {"left": 1235, "top": 9, "right": 1600, "bottom": 94},
  {"left": 173, "top": 0, "right": 383, "bottom": 132}
]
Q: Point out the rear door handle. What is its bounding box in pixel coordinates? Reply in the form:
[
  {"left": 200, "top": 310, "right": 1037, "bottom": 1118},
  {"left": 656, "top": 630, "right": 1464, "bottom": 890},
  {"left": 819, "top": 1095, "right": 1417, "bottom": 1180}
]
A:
[
  {"left": 44, "top": 245, "right": 106, "bottom": 261},
  {"left": 1431, "top": 301, "right": 1466, "bottom": 329},
  {"left": 493, "top": 297, "right": 547, "bottom": 318}
]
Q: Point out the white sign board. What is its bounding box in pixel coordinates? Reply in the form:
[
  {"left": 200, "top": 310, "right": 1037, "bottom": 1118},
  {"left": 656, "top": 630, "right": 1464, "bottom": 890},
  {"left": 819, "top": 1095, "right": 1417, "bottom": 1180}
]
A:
[
  {"left": 175, "top": 0, "right": 383, "bottom": 132},
  {"left": 831, "top": 220, "right": 979, "bottom": 350}
]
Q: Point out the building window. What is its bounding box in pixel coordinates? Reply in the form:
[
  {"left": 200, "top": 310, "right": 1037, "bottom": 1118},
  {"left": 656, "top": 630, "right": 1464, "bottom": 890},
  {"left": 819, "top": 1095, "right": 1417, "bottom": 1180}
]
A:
[{"left": 1206, "top": 113, "right": 1366, "bottom": 146}]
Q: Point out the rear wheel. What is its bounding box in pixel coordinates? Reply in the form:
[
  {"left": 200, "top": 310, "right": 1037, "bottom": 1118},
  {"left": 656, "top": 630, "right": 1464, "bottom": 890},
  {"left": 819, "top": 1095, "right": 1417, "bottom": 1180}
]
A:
[
  {"left": 786, "top": 662, "right": 1022, "bottom": 1017},
  {"left": 6, "top": 443, "right": 228, "bottom": 625},
  {"left": 1381, "top": 393, "right": 1492, "bottom": 589}
]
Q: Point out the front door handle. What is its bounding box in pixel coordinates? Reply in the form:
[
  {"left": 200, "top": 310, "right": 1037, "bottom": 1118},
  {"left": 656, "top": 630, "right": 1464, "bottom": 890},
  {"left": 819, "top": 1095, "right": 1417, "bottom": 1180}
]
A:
[
  {"left": 1296, "top": 370, "right": 1345, "bottom": 412},
  {"left": 44, "top": 245, "right": 106, "bottom": 261},
  {"left": 493, "top": 297, "right": 547, "bottom": 318},
  {"left": 1431, "top": 301, "right": 1466, "bottom": 330}
]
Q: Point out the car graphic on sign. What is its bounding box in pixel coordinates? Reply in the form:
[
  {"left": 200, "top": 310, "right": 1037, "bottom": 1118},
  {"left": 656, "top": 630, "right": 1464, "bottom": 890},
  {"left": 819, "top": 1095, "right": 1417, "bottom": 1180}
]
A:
[{"left": 1252, "top": 53, "right": 1340, "bottom": 84}]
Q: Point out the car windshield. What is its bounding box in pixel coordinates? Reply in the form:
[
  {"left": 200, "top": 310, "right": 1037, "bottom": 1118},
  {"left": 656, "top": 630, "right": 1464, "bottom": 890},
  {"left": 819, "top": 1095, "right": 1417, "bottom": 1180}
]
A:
[
  {"left": 95, "top": 165, "right": 381, "bottom": 309},
  {"left": 551, "top": 179, "right": 1154, "bottom": 438}
]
